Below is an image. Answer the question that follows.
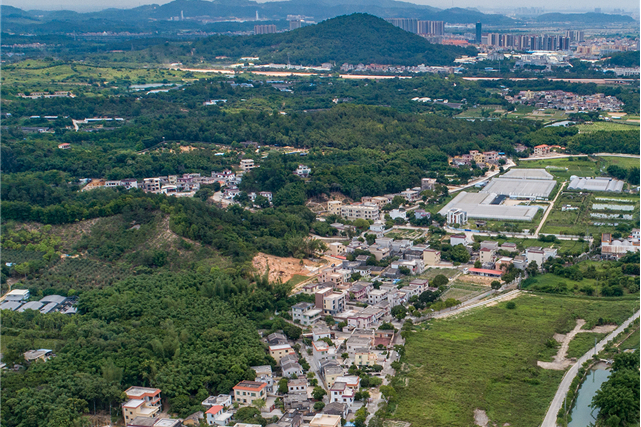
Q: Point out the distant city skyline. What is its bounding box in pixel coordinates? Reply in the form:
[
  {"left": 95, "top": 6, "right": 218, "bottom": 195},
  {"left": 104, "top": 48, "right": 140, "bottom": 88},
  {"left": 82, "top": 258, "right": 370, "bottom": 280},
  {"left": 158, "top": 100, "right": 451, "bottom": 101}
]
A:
[{"left": 4, "top": 0, "right": 639, "bottom": 14}]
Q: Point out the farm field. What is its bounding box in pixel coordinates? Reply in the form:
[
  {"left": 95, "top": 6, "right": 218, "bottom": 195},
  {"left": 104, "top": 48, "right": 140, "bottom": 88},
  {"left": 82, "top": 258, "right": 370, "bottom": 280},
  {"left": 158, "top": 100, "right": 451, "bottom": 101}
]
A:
[
  {"left": 539, "top": 191, "right": 639, "bottom": 236},
  {"left": 505, "top": 107, "right": 567, "bottom": 122},
  {"left": 472, "top": 235, "right": 589, "bottom": 256},
  {"left": 440, "top": 281, "right": 488, "bottom": 302},
  {"left": 392, "top": 295, "right": 639, "bottom": 427},
  {"left": 577, "top": 121, "right": 639, "bottom": 133},
  {"left": 415, "top": 268, "right": 460, "bottom": 281}
]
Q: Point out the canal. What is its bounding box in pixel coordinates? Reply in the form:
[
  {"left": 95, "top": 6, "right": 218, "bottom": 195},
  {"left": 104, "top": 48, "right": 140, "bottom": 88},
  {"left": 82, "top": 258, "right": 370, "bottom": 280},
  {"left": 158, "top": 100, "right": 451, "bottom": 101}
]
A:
[{"left": 567, "top": 363, "right": 611, "bottom": 427}]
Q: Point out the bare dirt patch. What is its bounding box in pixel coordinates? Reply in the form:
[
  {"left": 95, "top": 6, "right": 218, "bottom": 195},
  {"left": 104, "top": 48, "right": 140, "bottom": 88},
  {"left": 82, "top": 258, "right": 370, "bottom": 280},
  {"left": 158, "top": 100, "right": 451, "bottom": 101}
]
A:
[
  {"left": 474, "top": 409, "right": 489, "bottom": 427},
  {"left": 537, "top": 320, "right": 616, "bottom": 370},
  {"left": 179, "top": 145, "right": 198, "bottom": 152},
  {"left": 252, "top": 253, "right": 322, "bottom": 283},
  {"left": 457, "top": 275, "right": 494, "bottom": 286}
]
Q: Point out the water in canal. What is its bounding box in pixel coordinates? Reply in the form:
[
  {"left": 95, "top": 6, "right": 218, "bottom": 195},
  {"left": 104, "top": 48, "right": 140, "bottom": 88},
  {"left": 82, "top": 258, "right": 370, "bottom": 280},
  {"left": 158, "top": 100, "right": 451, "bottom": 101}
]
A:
[{"left": 567, "top": 363, "right": 611, "bottom": 427}]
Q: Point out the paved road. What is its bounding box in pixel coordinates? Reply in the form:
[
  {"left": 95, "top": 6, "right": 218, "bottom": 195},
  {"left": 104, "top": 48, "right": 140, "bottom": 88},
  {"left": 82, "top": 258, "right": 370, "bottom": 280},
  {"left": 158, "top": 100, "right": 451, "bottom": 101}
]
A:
[
  {"left": 541, "top": 310, "right": 640, "bottom": 427},
  {"left": 534, "top": 181, "right": 566, "bottom": 238}
]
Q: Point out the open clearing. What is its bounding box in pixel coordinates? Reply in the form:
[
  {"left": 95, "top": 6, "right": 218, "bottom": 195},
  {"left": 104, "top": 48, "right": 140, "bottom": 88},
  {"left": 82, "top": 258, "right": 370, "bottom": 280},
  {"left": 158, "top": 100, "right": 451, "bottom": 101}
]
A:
[
  {"left": 392, "top": 294, "right": 638, "bottom": 427},
  {"left": 252, "top": 252, "right": 322, "bottom": 283}
]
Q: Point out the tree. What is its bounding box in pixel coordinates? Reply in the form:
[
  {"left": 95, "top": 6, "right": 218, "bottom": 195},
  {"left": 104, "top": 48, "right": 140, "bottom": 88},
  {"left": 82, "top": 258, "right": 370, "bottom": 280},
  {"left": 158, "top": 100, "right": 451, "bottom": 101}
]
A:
[
  {"left": 278, "top": 378, "right": 288, "bottom": 394},
  {"left": 236, "top": 407, "right": 262, "bottom": 423},
  {"left": 526, "top": 261, "right": 539, "bottom": 276},
  {"left": 506, "top": 301, "right": 516, "bottom": 309},
  {"left": 474, "top": 260, "right": 482, "bottom": 268},
  {"left": 591, "top": 351, "right": 639, "bottom": 425},
  {"left": 431, "top": 274, "right": 449, "bottom": 287},
  {"left": 312, "top": 386, "right": 327, "bottom": 401},
  {"left": 253, "top": 398, "right": 266, "bottom": 411},
  {"left": 324, "top": 316, "right": 335, "bottom": 325},
  {"left": 490, "top": 280, "right": 501, "bottom": 290},
  {"left": 283, "top": 324, "right": 302, "bottom": 340},
  {"left": 398, "top": 266, "right": 411, "bottom": 275},
  {"left": 451, "top": 244, "right": 470, "bottom": 263},
  {"left": 391, "top": 305, "right": 407, "bottom": 320},
  {"left": 378, "top": 322, "right": 395, "bottom": 330},
  {"left": 314, "top": 401, "right": 325, "bottom": 411}
]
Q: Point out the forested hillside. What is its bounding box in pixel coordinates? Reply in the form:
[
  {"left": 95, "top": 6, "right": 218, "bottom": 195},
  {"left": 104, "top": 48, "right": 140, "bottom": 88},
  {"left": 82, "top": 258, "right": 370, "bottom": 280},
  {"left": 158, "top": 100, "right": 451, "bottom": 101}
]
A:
[
  {"left": 191, "top": 14, "right": 474, "bottom": 65},
  {"left": 2, "top": 273, "right": 309, "bottom": 426}
]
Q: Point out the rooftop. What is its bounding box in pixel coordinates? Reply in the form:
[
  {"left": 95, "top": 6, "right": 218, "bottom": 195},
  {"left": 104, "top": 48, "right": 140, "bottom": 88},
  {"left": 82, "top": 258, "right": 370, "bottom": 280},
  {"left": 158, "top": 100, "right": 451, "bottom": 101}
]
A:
[
  {"left": 206, "top": 405, "right": 224, "bottom": 415},
  {"left": 125, "top": 386, "right": 161, "bottom": 398},
  {"left": 439, "top": 192, "right": 541, "bottom": 221},
  {"left": 234, "top": 381, "right": 267, "bottom": 391},
  {"left": 123, "top": 399, "right": 145, "bottom": 409},
  {"left": 502, "top": 168, "right": 554, "bottom": 180},
  {"left": 310, "top": 414, "right": 342, "bottom": 427},
  {"left": 269, "top": 344, "right": 293, "bottom": 351}
]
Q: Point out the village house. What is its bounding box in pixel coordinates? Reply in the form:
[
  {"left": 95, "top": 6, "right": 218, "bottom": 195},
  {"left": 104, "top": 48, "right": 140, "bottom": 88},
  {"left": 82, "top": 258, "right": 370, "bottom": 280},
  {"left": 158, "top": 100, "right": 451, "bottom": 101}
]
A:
[
  {"left": 310, "top": 414, "right": 342, "bottom": 427},
  {"left": 288, "top": 378, "right": 308, "bottom": 394},
  {"left": 266, "top": 332, "right": 288, "bottom": 346},
  {"left": 533, "top": 144, "right": 551, "bottom": 156},
  {"left": 294, "top": 165, "right": 311, "bottom": 177},
  {"left": 450, "top": 234, "right": 468, "bottom": 246},
  {"left": 233, "top": 381, "right": 267, "bottom": 406},
  {"left": 422, "top": 249, "right": 441, "bottom": 266},
  {"left": 122, "top": 387, "right": 162, "bottom": 424},
  {"left": 291, "top": 302, "right": 322, "bottom": 326},
  {"left": 269, "top": 344, "right": 295, "bottom": 363}
]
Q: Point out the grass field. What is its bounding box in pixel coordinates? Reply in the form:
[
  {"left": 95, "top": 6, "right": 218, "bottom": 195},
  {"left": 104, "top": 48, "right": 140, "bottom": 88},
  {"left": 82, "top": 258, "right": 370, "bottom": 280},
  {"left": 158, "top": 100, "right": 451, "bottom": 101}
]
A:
[
  {"left": 392, "top": 295, "right": 639, "bottom": 427},
  {"left": 619, "top": 327, "right": 640, "bottom": 351},
  {"left": 517, "top": 157, "right": 598, "bottom": 180},
  {"left": 597, "top": 156, "right": 640, "bottom": 170},
  {"left": 287, "top": 274, "right": 310, "bottom": 286},
  {"left": 566, "top": 332, "right": 606, "bottom": 359},
  {"left": 577, "top": 121, "right": 639, "bottom": 133},
  {"left": 3, "top": 59, "right": 188, "bottom": 90}
]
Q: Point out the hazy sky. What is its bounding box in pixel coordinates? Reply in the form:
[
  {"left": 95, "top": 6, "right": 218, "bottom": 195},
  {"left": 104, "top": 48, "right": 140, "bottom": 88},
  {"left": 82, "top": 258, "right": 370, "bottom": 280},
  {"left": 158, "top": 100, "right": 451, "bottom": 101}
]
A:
[{"left": 6, "top": 0, "right": 639, "bottom": 14}]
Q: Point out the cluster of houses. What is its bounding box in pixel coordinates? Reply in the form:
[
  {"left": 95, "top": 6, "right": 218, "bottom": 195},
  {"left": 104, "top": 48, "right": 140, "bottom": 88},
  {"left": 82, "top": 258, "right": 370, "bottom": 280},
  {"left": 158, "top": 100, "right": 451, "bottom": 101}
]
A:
[
  {"left": 505, "top": 90, "right": 624, "bottom": 112},
  {"left": 449, "top": 234, "right": 557, "bottom": 275},
  {"left": 296, "top": 275, "right": 433, "bottom": 329},
  {"left": 326, "top": 235, "right": 448, "bottom": 274},
  {"left": 120, "top": 321, "right": 397, "bottom": 427},
  {"left": 449, "top": 150, "right": 506, "bottom": 169},
  {"left": 326, "top": 178, "right": 437, "bottom": 222}
]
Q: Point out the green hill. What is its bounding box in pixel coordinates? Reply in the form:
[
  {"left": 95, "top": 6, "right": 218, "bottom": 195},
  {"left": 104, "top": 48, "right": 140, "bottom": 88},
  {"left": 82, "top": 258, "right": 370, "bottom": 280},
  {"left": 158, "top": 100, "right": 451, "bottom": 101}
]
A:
[{"left": 193, "top": 13, "right": 474, "bottom": 66}]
